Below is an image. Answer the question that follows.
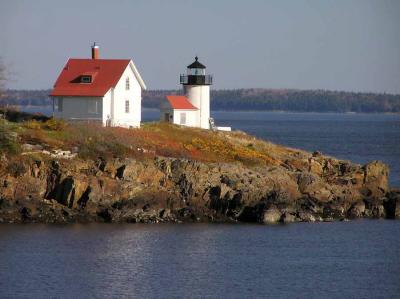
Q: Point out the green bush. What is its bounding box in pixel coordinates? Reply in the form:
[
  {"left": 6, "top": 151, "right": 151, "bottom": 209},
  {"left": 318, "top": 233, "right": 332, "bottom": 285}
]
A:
[
  {"left": 24, "top": 120, "right": 42, "bottom": 130},
  {"left": 0, "top": 122, "right": 21, "bottom": 154},
  {"left": 44, "top": 118, "right": 66, "bottom": 131}
]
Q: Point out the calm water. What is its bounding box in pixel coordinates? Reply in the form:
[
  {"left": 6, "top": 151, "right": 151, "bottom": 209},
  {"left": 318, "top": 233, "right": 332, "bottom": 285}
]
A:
[{"left": 0, "top": 221, "right": 399, "bottom": 298}]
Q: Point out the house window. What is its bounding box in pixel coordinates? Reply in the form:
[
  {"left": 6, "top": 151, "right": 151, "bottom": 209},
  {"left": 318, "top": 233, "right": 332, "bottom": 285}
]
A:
[
  {"left": 126, "top": 77, "right": 130, "bottom": 90},
  {"left": 180, "top": 112, "right": 186, "bottom": 125},
  {"left": 55, "top": 97, "right": 63, "bottom": 112},
  {"left": 125, "top": 100, "right": 130, "bottom": 113},
  {"left": 88, "top": 100, "right": 99, "bottom": 114},
  {"left": 81, "top": 76, "right": 92, "bottom": 83}
]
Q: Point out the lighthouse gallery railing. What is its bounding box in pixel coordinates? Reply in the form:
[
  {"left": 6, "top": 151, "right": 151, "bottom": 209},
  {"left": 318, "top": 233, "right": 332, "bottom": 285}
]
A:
[{"left": 180, "top": 75, "right": 213, "bottom": 85}]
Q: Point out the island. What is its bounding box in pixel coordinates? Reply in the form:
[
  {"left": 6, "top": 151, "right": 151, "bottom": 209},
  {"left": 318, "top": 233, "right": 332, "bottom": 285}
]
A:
[{"left": 0, "top": 110, "right": 399, "bottom": 224}]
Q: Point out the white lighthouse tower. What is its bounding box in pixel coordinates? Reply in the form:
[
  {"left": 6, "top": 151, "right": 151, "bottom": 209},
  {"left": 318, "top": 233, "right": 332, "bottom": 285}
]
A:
[
  {"left": 180, "top": 56, "right": 213, "bottom": 129},
  {"left": 161, "top": 56, "right": 230, "bottom": 130}
]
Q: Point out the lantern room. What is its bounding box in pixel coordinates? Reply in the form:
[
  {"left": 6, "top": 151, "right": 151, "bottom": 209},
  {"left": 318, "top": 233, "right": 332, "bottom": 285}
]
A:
[{"left": 180, "top": 56, "right": 212, "bottom": 85}]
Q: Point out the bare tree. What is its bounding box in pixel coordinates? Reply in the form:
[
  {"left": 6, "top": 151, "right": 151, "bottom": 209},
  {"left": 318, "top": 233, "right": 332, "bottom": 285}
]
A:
[
  {"left": 0, "top": 59, "right": 5, "bottom": 96},
  {"left": 0, "top": 58, "right": 8, "bottom": 118}
]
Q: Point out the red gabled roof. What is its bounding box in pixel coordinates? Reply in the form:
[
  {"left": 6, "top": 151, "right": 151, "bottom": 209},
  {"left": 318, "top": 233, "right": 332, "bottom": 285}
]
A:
[
  {"left": 166, "top": 95, "right": 198, "bottom": 110},
  {"left": 50, "top": 59, "right": 130, "bottom": 97}
]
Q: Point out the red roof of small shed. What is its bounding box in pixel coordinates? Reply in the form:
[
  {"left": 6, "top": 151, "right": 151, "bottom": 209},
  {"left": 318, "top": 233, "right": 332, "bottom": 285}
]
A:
[
  {"left": 166, "top": 95, "right": 198, "bottom": 110},
  {"left": 50, "top": 59, "right": 130, "bottom": 97}
]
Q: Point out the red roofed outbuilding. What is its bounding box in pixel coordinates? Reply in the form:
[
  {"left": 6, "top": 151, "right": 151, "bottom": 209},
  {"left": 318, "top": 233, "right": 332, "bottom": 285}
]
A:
[
  {"left": 51, "top": 43, "right": 146, "bottom": 128},
  {"left": 165, "top": 95, "right": 198, "bottom": 110},
  {"left": 161, "top": 95, "right": 199, "bottom": 126}
]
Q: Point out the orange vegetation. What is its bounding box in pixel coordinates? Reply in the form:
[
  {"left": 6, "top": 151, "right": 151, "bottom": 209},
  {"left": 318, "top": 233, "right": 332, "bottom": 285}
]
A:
[{"left": 2, "top": 119, "right": 306, "bottom": 167}]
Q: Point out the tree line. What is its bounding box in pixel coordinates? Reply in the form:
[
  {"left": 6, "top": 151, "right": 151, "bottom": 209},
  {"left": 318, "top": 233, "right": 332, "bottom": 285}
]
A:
[{"left": 2, "top": 88, "right": 400, "bottom": 113}]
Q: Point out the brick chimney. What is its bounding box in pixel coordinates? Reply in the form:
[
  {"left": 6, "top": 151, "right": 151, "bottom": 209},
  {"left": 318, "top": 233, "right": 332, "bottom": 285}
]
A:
[{"left": 91, "top": 42, "right": 99, "bottom": 59}]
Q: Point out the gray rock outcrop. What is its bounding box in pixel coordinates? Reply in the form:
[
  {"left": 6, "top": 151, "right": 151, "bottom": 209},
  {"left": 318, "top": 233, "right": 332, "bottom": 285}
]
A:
[{"left": 0, "top": 154, "right": 395, "bottom": 224}]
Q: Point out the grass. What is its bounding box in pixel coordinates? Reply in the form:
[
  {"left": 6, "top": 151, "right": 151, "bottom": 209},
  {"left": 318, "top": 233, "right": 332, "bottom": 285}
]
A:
[{"left": 0, "top": 116, "right": 309, "bottom": 167}]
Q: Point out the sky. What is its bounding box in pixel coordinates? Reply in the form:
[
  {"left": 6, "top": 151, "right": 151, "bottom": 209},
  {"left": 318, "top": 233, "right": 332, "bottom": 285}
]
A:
[{"left": 0, "top": 0, "right": 399, "bottom": 93}]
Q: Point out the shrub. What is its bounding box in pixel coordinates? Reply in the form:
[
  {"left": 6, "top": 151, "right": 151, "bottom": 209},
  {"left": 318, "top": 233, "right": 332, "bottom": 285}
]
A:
[
  {"left": 0, "top": 122, "right": 20, "bottom": 154},
  {"left": 77, "top": 132, "right": 129, "bottom": 160},
  {"left": 44, "top": 118, "right": 66, "bottom": 131},
  {"left": 6, "top": 161, "right": 26, "bottom": 177},
  {"left": 24, "top": 120, "right": 42, "bottom": 130}
]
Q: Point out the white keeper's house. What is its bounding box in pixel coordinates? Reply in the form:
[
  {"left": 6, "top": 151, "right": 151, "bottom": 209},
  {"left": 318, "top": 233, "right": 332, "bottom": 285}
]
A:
[
  {"left": 161, "top": 57, "right": 230, "bottom": 131},
  {"left": 50, "top": 43, "right": 146, "bottom": 128}
]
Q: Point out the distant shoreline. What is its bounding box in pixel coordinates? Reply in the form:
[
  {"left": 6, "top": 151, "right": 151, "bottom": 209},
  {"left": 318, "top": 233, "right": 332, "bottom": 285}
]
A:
[
  {"left": 12, "top": 105, "right": 400, "bottom": 116},
  {"left": 3, "top": 88, "right": 400, "bottom": 114}
]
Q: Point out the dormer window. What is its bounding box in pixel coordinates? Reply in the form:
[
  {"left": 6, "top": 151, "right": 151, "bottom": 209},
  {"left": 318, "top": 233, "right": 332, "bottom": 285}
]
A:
[
  {"left": 70, "top": 72, "right": 97, "bottom": 84},
  {"left": 81, "top": 76, "right": 92, "bottom": 83},
  {"left": 126, "top": 77, "right": 130, "bottom": 90}
]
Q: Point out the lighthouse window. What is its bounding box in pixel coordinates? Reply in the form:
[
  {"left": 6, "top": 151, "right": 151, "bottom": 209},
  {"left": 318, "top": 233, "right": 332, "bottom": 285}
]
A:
[
  {"left": 126, "top": 77, "right": 130, "bottom": 90},
  {"left": 189, "top": 68, "right": 205, "bottom": 76},
  {"left": 180, "top": 112, "right": 186, "bottom": 125}
]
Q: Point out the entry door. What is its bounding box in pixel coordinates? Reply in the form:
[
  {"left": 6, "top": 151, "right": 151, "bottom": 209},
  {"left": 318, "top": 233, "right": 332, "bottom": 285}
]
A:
[{"left": 164, "top": 113, "right": 170, "bottom": 122}]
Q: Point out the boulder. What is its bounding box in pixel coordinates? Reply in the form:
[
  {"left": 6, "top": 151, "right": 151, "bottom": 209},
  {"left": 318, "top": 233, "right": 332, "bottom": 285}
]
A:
[
  {"left": 22, "top": 144, "right": 36, "bottom": 151},
  {"left": 263, "top": 206, "right": 281, "bottom": 224},
  {"left": 298, "top": 211, "right": 316, "bottom": 222},
  {"left": 323, "top": 203, "right": 345, "bottom": 219},
  {"left": 347, "top": 201, "right": 366, "bottom": 218},
  {"left": 362, "top": 161, "right": 389, "bottom": 197},
  {"left": 281, "top": 212, "right": 296, "bottom": 223},
  {"left": 297, "top": 173, "right": 332, "bottom": 202},
  {"left": 309, "top": 158, "right": 323, "bottom": 175},
  {"left": 364, "top": 198, "right": 386, "bottom": 218}
]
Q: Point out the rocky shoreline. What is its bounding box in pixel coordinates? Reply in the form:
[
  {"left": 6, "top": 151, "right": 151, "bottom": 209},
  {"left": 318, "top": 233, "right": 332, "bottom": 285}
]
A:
[{"left": 0, "top": 153, "right": 399, "bottom": 224}]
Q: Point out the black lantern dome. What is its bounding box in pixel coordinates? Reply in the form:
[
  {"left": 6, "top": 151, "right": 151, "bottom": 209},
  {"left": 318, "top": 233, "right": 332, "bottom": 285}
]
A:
[
  {"left": 180, "top": 56, "right": 213, "bottom": 85},
  {"left": 187, "top": 56, "right": 206, "bottom": 69}
]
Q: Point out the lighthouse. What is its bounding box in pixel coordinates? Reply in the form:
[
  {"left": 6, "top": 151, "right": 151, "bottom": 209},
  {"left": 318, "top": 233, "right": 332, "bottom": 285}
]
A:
[
  {"left": 180, "top": 56, "right": 213, "bottom": 129},
  {"left": 162, "top": 56, "right": 229, "bottom": 130}
]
